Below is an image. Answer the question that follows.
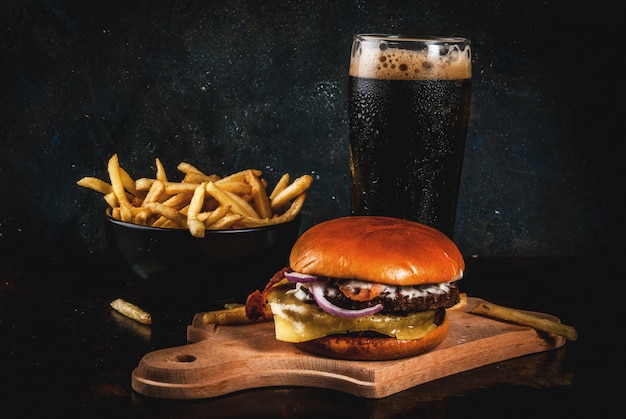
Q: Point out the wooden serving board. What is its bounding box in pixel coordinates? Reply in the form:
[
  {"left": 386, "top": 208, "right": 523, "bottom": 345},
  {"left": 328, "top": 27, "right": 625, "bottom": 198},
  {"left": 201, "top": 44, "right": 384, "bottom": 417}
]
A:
[{"left": 131, "top": 297, "right": 566, "bottom": 399}]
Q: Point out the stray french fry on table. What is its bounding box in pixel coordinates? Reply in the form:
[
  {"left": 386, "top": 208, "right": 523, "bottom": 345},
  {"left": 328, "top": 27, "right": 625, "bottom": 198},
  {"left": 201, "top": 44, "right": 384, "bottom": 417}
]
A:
[
  {"left": 470, "top": 299, "right": 578, "bottom": 341},
  {"left": 110, "top": 298, "right": 152, "bottom": 325},
  {"left": 200, "top": 306, "right": 254, "bottom": 325}
]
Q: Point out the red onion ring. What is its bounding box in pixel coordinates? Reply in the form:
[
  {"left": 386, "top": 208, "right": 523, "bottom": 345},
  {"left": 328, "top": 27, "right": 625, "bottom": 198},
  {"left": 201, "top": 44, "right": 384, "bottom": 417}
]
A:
[
  {"left": 284, "top": 271, "right": 319, "bottom": 283},
  {"left": 310, "top": 281, "right": 383, "bottom": 318}
]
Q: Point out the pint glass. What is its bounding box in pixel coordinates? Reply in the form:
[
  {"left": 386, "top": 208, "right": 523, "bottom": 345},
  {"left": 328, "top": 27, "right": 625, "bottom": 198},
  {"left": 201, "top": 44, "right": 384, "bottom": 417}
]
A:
[{"left": 348, "top": 35, "right": 472, "bottom": 238}]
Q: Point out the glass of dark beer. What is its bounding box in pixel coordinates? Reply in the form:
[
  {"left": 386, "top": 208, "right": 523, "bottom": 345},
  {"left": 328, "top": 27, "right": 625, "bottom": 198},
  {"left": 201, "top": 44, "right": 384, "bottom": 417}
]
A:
[{"left": 348, "top": 34, "right": 472, "bottom": 238}]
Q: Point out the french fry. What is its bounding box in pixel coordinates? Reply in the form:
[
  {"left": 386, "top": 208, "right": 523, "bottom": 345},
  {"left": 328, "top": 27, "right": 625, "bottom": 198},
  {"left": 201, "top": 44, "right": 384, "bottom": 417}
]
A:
[
  {"left": 187, "top": 182, "right": 207, "bottom": 238},
  {"left": 119, "top": 166, "right": 138, "bottom": 197},
  {"left": 446, "top": 292, "right": 468, "bottom": 311},
  {"left": 119, "top": 202, "right": 133, "bottom": 222},
  {"left": 103, "top": 192, "right": 118, "bottom": 209},
  {"left": 143, "top": 180, "right": 165, "bottom": 204},
  {"left": 206, "top": 181, "right": 259, "bottom": 218},
  {"left": 162, "top": 193, "right": 193, "bottom": 210},
  {"left": 207, "top": 213, "right": 243, "bottom": 230},
  {"left": 216, "top": 168, "right": 262, "bottom": 184},
  {"left": 133, "top": 209, "right": 150, "bottom": 225},
  {"left": 153, "top": 217, "right": 180, "bottom": 229},
  {"left": 145, "top": 202, "right": 187, "bottom": 228},
  {"left": 216, "top": 180, "right": 252, "bottom": 195},
  {"left": 135, "top": 177, "right": 154, "bottom": 192},
  {"left": 246, "top": 170, "right": 272, "bottom": 219},
  {"left": 183, "top": 172, "right": 220, "bottom": 184},
  {"left": 110, "top": 298, "right": 152, "bottom": 325},
  {"left": 110, "top": 206, "right": 121, "bottom": 220},
  {"left": 107, "top": 153, "right": 130, "bottom": 206},
  {"left": 270, "top": 174, "right": 313, "bottom": 212},
  {"left": 269, "top": 173, "right": 290, "bottom": 200},
  {"left": 277, "top": 192, "right": 306, "bottom": 221},
  {"left": 225, "top": 190, "right": 259, "bottom": 218},
  {"left": 201, "top": 303, "right": 272, "bottom": 325},
  {"left": 470, "top": 299, "right": 578, "bottom": 341},
  {"left": 177, "top": 161, "right": 204, "bottom": 175},
  {"left": 165, "top": 182, "right": 199, "bottom": 195},
  {"left": 200, "top": 306, "right": 256, "bottom": 325},
  {"left": 198, "top": 205, "right": 232, "bottom": 224},
  {"left": 239, "top": 192, "right": 306, "bottom": 227},
  {"left": 155, "top": 157, "right": 168, "bottom": 183},
  {"left": 77, "top": 177, "right": 112, "bottom": 195}
]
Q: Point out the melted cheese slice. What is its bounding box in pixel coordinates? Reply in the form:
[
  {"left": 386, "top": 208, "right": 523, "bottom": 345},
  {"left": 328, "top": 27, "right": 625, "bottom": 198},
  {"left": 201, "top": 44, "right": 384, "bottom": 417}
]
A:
[{"left": 266, "top": 284, "right": 438, "bottom": 343}]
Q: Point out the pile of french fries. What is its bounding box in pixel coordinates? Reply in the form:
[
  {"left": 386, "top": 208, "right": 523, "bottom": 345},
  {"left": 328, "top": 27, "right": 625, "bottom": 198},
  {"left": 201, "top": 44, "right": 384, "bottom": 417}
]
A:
[{"left": 78, "top": 153, "right": 313, "bottom": 237}]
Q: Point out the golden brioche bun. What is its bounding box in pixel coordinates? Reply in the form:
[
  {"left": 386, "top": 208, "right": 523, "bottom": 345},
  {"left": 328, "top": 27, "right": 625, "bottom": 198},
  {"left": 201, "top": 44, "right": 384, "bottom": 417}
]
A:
[{"left": 289, "top": 216, "right": 464, "bottom": 286}]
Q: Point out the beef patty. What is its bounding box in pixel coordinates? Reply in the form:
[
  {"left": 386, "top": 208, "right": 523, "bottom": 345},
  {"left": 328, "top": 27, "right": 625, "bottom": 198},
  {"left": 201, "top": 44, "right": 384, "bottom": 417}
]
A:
[{"left": 316, "top": 279, "right": 461, "bottom": 314}]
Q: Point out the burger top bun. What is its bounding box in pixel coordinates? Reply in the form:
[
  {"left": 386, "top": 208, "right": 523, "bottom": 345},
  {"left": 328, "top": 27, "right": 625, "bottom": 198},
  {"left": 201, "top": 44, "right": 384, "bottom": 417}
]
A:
[{"left": 289, "top": 216, "right": 464, "bottom": 286}]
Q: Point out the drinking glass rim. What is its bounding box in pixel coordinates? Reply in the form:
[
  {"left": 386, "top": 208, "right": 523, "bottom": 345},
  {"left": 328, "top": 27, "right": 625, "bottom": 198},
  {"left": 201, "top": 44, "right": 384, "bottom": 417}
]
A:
[{"left": 355, "top": 34, "right": 470, "bottom": 45}]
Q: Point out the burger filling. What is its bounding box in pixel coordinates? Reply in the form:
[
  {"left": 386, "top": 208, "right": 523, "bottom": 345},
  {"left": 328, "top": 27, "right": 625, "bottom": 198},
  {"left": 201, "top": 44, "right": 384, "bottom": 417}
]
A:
[
  {"left": 308, "top": 278, "right": 461, "bottom": 313},
  {"left": 261, "top": 271, "right": 460, "bottom": 343}
]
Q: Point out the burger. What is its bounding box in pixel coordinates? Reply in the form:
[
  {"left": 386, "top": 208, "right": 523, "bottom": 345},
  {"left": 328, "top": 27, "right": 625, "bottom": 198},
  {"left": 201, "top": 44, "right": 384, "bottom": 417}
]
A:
[{"left": 245, "top": 216, "right": 465, "bottom": 360}]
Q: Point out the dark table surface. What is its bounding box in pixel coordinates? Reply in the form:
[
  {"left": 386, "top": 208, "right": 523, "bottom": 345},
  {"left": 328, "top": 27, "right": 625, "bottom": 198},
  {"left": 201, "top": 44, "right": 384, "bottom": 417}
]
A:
[{"left": 0, "top": 252, "right": 619, "bottom": 418}]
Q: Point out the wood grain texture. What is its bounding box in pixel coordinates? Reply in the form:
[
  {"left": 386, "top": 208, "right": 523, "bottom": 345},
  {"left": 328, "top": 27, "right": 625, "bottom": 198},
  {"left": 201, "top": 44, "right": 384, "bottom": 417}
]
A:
[{"left": 131, "top": 297, "right": 566, "bottom": 399}]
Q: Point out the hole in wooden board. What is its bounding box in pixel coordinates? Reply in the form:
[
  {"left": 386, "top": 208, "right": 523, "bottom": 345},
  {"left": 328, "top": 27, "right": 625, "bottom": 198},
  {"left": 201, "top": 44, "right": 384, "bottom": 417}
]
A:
[{"left": 176, "top": 354, "right": 197, "bottom": 362}]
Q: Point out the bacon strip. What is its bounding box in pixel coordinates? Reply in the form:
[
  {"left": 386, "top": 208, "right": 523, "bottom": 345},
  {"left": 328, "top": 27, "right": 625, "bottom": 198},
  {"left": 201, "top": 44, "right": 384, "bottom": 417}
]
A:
[
  {"left": 245, "top": 267, "right": 291, "bottom": 321},
  {"left": 338, "top": 282, "right": 385, "bottom": 302}
]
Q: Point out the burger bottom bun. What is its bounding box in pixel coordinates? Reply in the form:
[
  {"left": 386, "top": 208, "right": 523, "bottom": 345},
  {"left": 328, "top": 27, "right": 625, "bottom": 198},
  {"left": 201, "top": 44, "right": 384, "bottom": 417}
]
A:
[{"left": 295, "top": 316, "right": 449, "bottom": 361}]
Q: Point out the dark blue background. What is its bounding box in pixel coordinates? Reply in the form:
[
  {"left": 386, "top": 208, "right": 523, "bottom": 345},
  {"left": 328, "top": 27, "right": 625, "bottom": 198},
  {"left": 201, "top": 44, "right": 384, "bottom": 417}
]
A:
[{"left": 1, "top": 0, "right": 620, "bottom": 259}]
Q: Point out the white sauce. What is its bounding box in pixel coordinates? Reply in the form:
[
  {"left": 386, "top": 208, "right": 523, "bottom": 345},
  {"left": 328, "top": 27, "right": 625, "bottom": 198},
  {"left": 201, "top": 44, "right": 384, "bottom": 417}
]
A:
[{"left": 291, "top": 277, "right": 456, "bottom": 302}]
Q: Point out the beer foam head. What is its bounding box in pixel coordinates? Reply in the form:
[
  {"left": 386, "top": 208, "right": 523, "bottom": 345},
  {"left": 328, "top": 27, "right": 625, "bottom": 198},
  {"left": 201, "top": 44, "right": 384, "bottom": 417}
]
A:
[{"left": 349, "top": 35, "right": 471, "bottom": 81}]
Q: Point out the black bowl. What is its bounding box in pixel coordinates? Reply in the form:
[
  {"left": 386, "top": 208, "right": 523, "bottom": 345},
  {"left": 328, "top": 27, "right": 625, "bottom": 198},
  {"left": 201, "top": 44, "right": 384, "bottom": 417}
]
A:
[{"left": 104, "top": 214, "right": 301, "bottom": 305}]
